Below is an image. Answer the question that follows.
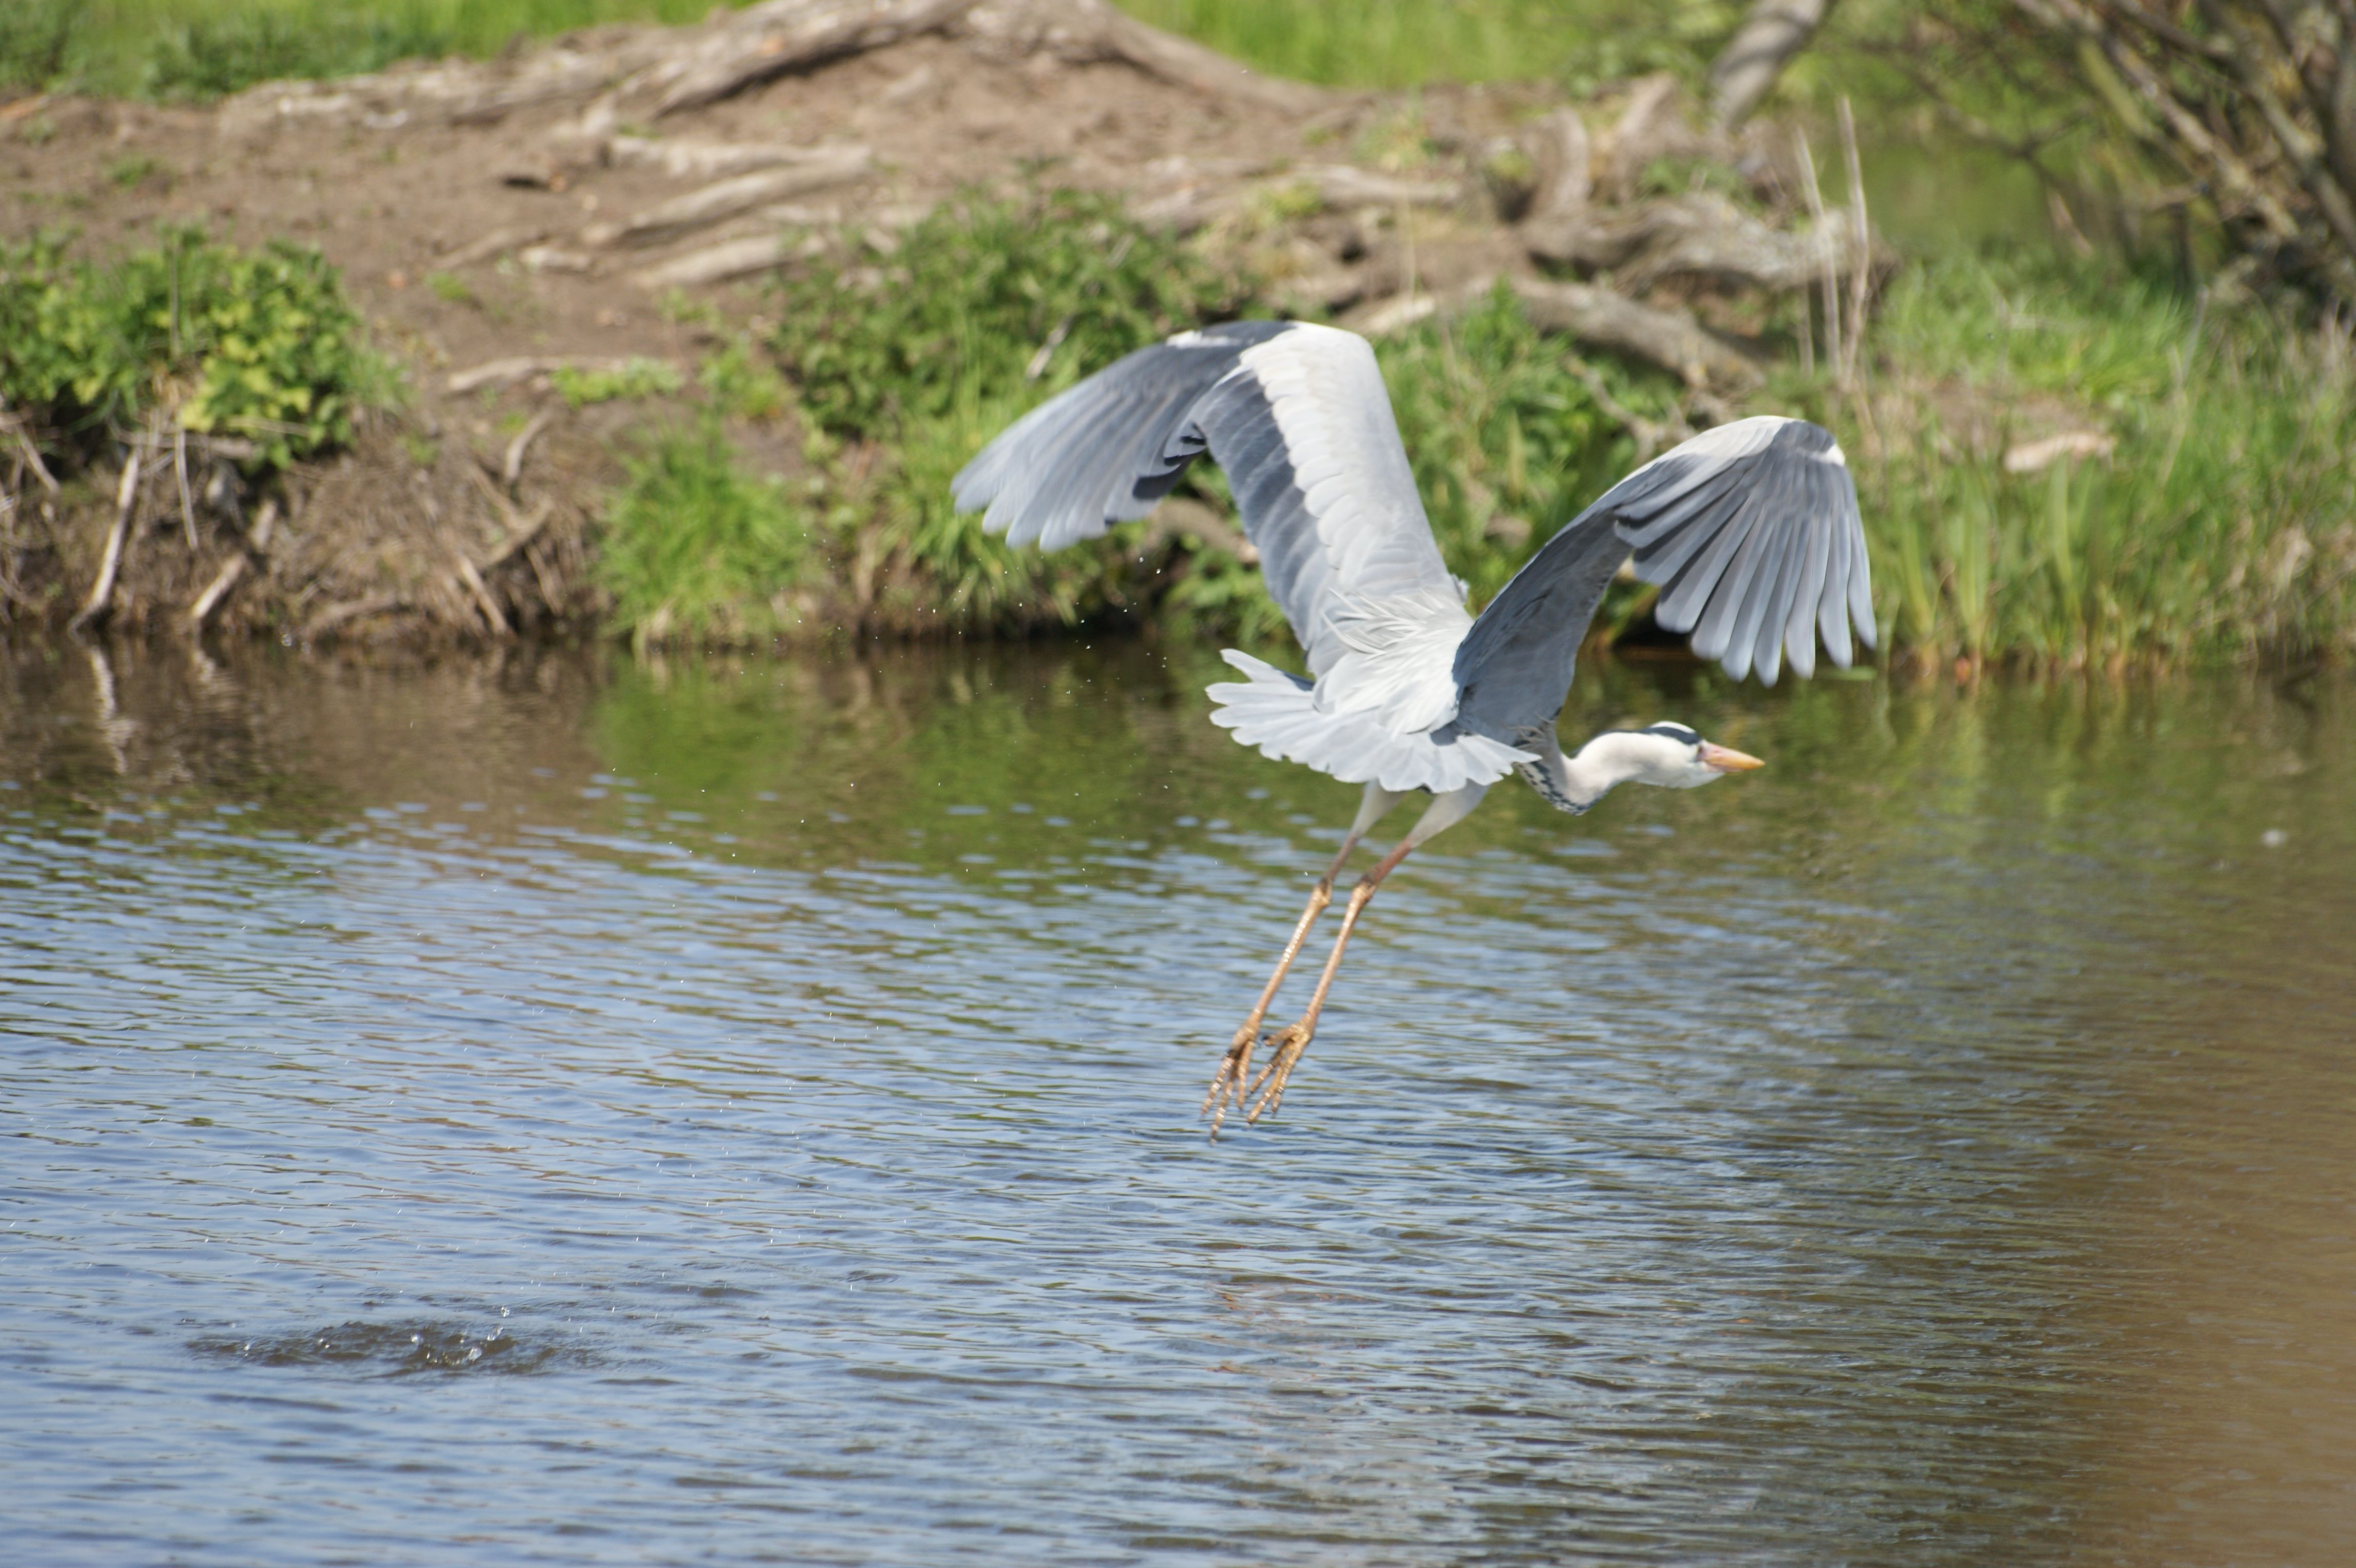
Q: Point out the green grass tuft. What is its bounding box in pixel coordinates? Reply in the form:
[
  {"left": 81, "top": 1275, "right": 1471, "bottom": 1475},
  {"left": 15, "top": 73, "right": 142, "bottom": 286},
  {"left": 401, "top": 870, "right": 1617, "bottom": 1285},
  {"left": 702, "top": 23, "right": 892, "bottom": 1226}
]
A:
[
  {"left": 3, "top": 2, "right": 764, "bottom": 101},
  {"left": 1116, "top": 0, "right": 1733, "bottom": 92},
  {"left": 5, "top": 1, "right": 1725, "bottom": 102},
  {"left": 551, "top": 356, "right": 685, "bottom": 408},
  {"left": 1376, "top": 284, "right": 1675, "bottom": 607},
  {"left": 594, "top": 418, "right": 810, "bottom": 646},
  {"left": 0, "top": 0, "right": 78, "bottom": 94}
]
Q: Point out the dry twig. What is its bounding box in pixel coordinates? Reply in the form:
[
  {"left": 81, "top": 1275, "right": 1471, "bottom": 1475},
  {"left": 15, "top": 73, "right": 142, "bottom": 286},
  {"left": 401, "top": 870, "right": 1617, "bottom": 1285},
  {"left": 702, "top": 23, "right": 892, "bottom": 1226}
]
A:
[
  {"left": 501, "top": 410, "right": 557, "bottom": 490},
  {"left": 70, "top": 436, "right": 150, "bottom": 634}
]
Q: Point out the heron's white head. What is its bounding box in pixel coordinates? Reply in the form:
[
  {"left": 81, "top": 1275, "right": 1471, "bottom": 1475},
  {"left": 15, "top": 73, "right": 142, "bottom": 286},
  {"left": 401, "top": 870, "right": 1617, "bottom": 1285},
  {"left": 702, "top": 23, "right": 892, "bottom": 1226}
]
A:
[{"left": 1571, "top": 722, "right": 1764, "bottom": 793}]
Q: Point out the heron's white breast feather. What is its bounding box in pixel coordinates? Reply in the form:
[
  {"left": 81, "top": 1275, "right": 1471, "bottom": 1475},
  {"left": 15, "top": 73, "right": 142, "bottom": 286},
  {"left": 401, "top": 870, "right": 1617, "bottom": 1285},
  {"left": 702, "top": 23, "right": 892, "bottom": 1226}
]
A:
[
  {"left": 1315, "top": 586, "right": 1474, "bottom": 734},
  {"left": 1206, "top": 651, "right": 1533, "bottom": 794}
]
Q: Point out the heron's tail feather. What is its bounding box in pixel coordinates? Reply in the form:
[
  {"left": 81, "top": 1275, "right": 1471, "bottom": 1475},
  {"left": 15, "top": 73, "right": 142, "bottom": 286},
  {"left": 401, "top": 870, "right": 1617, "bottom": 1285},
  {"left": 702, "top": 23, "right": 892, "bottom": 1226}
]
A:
[{"left": 1205, "top": 650, "right": 1533, "bottom": 795}]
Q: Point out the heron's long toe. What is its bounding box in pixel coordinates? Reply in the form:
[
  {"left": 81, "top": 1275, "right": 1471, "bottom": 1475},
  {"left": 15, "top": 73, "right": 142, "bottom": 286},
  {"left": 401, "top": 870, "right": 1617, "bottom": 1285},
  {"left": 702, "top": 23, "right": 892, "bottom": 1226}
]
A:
[
  {"left": 1245, "top": 1022, "right": 1314, "bottom": 1123},
  {"left": 1201, "top": 1026, "right": 1261, "bottom": 1140}
]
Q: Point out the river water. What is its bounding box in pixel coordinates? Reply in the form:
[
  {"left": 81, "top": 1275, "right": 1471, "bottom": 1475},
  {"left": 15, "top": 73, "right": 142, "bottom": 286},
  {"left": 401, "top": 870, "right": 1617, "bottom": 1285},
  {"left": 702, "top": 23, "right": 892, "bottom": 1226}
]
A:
[{"left": 4, "top": 637, "right": 2350, "bottom": 1565}]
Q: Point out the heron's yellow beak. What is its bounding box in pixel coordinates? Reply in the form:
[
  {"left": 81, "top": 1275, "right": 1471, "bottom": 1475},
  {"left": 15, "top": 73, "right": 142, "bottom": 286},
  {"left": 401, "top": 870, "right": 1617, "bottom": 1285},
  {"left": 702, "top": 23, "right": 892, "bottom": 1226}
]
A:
[{"left": 1700, "top": 742, "right": 1764, "bottom": 773}]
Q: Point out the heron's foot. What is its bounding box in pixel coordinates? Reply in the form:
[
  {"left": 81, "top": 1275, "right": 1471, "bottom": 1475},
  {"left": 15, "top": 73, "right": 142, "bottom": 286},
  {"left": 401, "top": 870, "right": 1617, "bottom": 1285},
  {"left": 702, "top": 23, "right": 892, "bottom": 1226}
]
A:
[
  {"left": 1245, "top": 1021, "right": 1314, "bottom": 1124},
  {"left": 1201, "top": 1024, "right": 1262, "bottom": 1140}
]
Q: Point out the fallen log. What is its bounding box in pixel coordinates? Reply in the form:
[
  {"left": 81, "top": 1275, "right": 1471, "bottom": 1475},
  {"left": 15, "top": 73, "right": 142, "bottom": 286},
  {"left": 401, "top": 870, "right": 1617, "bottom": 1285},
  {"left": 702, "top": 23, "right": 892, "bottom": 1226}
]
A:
[
  {"left": 500, "top": 411, "right": 556, "bottom": 489},
  {"left": 2004, "top": 430, "right": 2113, "bottom": 473},
  {"left": 445, "top": 355, "right": 680, "bottom": 395},
  {"left": 1509, "top": 276, "right": 1761, "bottom": 388},
  {"left": 1136, "top": 162, "right": 1454, "bottom": 233},
  {"left": 517, "top": 245, "right": 597, "bottom": 273},
  {"left": 186, "top": 555, "right": 247, "bottom": 632},
  {"left": 218, "top": 34, "right": 672, "bottom": 134},
  {"left": 1526, "top": 193, "right": 1867, "bottom": 294},
  {"left": 1137, "top": 495, "right": 1256, "bottom": 563},
  {"left": 185, "top": 498, "right": 279, "bottom": 634},
  {"left": 629, "top": 230, "right": 827, "bottom": 289},
  {"left": 452, "top": 552, "right": 514, "bottom": 637},
  {"left": 481, "top": 499, "right": 558, "bottom": 571},
  {"left": 1598, "top": 73, "right": 1704, "bottom": 201},
  {"left": 302, "top": 595, "right": 407, "bottom": 640},
  {"left": 651, "top": 0, "right": 980, "bottom": 116},
  {"left": 610, "top": 134, "right": 860, "bottom": 180},
  {"left": 1356, "top": 276, "right": 1761, "bottom": 389},
  {"left": 586, "top": 150, "right": 872, "bottom": 247},
  {"left": 438, "top": 226, "right": 550, "bottom": 269},
  {"left": 966, "top": 0, "right": 1329, "bottom": 116},
  {"left": 217, "top": 1, "right": 975, "bottom": 132},
  {"left": 1307, "top": 164, "right": 1461, "bottom": 208},
  {"left": 2, "top": 408, "right": 60, "bottom": 496},
  {"left": 1522, "top": 106, "right": 1592, "bottom": 226}
]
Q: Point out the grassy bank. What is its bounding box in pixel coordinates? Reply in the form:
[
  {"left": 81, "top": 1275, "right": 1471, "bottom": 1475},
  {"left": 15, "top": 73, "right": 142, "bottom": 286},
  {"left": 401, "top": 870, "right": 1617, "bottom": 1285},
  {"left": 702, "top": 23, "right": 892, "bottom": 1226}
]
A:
[
  {"left": 7, "top": 4, "right": 2349, "bottom": 666},
  {"left": 6, "top": 196, "right": 2348, "bottom": 665},
  {"left": 4, "top": 1, "right": 1698, "bottom": 102},
  {"left": 1, "top": 0, "right": 750, "bottom": 99},
  {"left": 594, "top": 195, "right": 2351, "bottom": 665},
  {"left": 585, "top": 190, "right": 1670, "bottom": 649},
  {"left": 1840, "top": 256, "right": 2356, "bottom": 669}
]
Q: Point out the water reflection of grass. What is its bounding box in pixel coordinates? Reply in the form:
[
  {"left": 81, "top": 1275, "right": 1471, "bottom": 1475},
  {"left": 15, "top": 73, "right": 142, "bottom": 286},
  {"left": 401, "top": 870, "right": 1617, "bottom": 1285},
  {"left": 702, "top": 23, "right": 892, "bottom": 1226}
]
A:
[
  {"left": 10, "top": 631, "right": 2344, "bottom": 942},
  {"left": 585, "top": 641, "right": 1350, "bottom": 875}
]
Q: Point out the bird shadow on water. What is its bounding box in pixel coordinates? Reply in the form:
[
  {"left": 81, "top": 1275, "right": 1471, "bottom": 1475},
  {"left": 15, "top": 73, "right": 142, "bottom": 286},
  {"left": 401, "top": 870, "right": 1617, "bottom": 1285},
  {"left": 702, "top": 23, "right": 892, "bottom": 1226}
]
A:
[{"left": 188, "top": 1320, "right": 605, "bottom": 1378}]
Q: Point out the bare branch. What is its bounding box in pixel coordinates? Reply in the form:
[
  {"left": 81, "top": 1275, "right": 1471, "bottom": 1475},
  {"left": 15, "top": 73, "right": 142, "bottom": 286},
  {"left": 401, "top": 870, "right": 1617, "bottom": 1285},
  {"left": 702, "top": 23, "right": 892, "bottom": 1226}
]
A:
[{"left": 1709, "top": 0, "right": 1835, "bottom": 131}]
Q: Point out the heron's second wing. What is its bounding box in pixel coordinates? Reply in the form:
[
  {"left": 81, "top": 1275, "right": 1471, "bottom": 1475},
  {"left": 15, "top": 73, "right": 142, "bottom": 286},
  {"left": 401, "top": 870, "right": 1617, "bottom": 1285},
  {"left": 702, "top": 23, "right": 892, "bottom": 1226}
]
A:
[
  {"left": 1452, "top": 417, "right": 1875, "bottom": 734},
  {"left": 951, "top": 321, "right": 1290, "bottom": 551},
  {"left": 953, "top": 321, "right": 1464, "bottom": 698}
]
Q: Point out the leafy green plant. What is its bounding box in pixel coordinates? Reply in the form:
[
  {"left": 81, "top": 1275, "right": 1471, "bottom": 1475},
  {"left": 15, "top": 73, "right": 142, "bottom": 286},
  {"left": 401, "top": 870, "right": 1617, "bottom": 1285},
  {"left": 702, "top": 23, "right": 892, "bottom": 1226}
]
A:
[
  {"left": 0, "top": 226, "right": 377, "bottom": 468},
  {"left": 595, "top": 417, "right": 810, "bottom": 644},
  {"left": 773, "top": 188, "right": 1254, "bottom": 437},
  {"left": 552, "top": 356, "right": 685, "bottom": 408},
  {"left": 1376, "top": 283, "right": 1672, "bottom": 606},
  {"left": 769, "top": 188, "right": 1259, "bottom": 634}
]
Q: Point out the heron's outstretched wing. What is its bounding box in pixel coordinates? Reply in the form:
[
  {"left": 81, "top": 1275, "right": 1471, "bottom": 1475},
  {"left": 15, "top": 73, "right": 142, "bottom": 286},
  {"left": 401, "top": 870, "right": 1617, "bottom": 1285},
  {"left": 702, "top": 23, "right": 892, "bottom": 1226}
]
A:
[
  {"left": 952, "top": 321, "right": 1463, "bottom": 694},
  {"left": 952, "top": 321, "right": 1290, "bottom": 551},
  {"left": 1451, "top": 417, "right": 1875, "bottom": 736}
]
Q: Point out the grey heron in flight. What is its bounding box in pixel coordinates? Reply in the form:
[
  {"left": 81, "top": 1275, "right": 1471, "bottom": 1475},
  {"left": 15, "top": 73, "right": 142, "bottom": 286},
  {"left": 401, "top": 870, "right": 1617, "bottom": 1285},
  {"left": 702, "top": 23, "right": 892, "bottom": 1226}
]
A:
[{"left": 954, "top": 320, "right": 1874, "bottom": 1134}]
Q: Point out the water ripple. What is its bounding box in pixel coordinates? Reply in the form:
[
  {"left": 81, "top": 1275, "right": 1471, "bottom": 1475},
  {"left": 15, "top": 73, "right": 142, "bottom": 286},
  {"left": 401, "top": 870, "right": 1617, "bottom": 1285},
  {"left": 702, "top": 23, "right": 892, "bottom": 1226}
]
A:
[{"left": 3, "top": 641, "right": 2351, "bottom": 1566}]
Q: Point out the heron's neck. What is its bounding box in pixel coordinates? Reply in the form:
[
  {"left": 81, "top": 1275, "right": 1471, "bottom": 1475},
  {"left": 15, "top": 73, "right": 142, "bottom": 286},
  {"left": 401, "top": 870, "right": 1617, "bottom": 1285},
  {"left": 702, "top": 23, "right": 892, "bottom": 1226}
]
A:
[{"left": 1515, "top": 728, "right": 1648, "bottom": 815}]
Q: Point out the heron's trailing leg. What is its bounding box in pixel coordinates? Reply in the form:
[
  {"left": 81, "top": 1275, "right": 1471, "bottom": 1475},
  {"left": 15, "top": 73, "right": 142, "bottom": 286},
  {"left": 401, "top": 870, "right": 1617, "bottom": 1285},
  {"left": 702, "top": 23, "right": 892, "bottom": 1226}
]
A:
[
  {"left": 1245, "top": 782, "right": 1490, "bottom": 1124},
  {"left": 1204, "top": 785, "right": 1405, "bottom": 1136}
]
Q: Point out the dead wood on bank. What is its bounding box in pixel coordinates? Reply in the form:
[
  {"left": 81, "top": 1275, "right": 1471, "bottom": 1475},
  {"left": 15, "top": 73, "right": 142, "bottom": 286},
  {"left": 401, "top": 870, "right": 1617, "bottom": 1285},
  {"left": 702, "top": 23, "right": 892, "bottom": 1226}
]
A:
[{"left": 650, "top": 0, "right": 980, "bottom": 115}]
